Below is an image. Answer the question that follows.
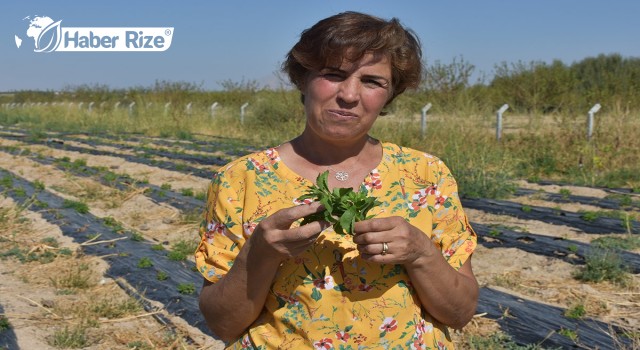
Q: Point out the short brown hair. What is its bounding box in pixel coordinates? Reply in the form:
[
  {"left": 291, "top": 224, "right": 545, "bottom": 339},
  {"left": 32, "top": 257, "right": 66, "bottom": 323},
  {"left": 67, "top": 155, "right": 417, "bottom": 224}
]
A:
[{"left": 283, "top": 11, "right": 423, "bottom": 104}]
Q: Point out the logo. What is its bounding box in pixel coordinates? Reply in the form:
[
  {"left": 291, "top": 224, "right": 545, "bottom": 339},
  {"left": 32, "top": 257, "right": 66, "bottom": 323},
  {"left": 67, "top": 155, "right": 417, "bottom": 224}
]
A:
[{"left": 15, "top": 15, "right": 174, "bottom": 52}]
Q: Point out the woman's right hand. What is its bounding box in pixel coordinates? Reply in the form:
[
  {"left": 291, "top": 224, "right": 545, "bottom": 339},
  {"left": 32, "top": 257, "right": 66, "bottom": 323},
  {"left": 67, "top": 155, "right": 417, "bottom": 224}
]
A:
[{"left": 250, "top": 201, "right": 328, "bottom": 259}]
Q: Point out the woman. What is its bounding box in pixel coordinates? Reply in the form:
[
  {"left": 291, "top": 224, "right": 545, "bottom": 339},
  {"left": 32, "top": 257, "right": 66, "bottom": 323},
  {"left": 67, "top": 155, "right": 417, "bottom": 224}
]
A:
[{"left": 197, "top": 11, "right": 478, "bottom": 349}]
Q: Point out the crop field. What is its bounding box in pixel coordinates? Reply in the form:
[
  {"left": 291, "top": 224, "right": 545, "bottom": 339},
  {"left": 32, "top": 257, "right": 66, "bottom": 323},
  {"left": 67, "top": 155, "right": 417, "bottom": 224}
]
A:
[{"left": 0, "top": 104, "right": 639, "bottom": 349}]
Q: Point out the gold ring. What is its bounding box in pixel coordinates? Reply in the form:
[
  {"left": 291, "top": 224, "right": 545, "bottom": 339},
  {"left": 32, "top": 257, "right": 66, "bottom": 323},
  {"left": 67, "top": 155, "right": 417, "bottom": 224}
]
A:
[{"left": 381, "top": 242, "right": 388, "bottom": 255}]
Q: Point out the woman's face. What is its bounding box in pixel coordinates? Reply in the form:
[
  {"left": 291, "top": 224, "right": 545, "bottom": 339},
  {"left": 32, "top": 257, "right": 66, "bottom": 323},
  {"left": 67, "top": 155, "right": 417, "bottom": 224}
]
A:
[{"left": 302, "top": 52, "right": 392, "bottom": 143}]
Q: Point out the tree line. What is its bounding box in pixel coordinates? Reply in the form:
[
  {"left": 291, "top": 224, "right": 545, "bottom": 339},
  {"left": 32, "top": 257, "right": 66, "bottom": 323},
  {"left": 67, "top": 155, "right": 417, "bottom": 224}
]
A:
[{"left": 3, "top": 53, "right": 639, "bottom": 115}]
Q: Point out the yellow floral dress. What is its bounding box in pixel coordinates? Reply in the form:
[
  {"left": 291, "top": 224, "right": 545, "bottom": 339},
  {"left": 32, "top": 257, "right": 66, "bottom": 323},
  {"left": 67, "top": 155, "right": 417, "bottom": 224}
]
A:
[{"left": 196, "top": 142, "right": 477, "bottom": 350}]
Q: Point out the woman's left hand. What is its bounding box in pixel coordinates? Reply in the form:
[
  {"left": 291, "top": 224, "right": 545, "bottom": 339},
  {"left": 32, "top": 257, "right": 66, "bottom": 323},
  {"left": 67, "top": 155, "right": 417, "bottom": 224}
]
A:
[{"left": 352, "top": 216, "right": 436, "bottom": 265}]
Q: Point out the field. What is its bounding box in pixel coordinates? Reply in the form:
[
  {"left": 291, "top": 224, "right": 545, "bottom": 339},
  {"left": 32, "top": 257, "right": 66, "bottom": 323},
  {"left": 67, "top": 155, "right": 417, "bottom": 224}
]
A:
[{"left": 0, "top": 103, "right": 639, "bottom": 349}]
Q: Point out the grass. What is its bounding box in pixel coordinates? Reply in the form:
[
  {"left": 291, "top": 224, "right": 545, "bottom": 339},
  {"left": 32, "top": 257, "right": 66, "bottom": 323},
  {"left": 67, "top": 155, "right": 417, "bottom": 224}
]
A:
[
  {"left": 465, "top": 332, "right": 558, "bottom": 349},
  {"left": 2, "top": 92, "right": 638, "bottom": 197},
  {"left": 49, "top": 324, "right": 89, "bottom": 348},
  {"left": 89, "top": 297, "right": 142, "bottom": 319},
  {"left": 50, "top": 264, "right": 94, "bottom": 290},
  {"left": 592, "top": 235, "right": 640, "bottom": 251}
]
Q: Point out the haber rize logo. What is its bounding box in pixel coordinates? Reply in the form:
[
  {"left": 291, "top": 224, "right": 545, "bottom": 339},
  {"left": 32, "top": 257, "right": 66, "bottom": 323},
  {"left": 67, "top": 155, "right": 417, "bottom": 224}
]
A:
[{"left": 14, "top": 15, "right": 174, "bottom": 52}]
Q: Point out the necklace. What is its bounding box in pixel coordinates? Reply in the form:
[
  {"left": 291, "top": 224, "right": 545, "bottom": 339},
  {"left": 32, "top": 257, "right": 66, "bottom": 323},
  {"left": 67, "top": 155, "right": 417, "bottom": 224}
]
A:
[
  {"left": 326, "top": 151, "right": 364, "bottom": 182},
  {"left": 327, "top": 166, "right": 350, "bottom": 181}
]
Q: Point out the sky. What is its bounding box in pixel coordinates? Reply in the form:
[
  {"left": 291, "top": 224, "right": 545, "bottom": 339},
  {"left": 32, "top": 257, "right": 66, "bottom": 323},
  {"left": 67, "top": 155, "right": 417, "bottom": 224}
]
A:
[{"left": 1, "top": 1, "right": 639, "bottom": 92}]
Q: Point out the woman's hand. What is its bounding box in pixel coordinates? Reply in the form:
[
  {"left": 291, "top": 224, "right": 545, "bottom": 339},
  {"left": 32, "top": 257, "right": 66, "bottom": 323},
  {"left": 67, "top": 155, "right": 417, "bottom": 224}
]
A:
[
  {"left": 352, "top": 215, "right": 479, "bottom": 329},
  {"left": 251, "top": 201, "right": 329, "bottom": 260},
  {"left": 352, "top": 216, "right": 435, "bottom": 265}
]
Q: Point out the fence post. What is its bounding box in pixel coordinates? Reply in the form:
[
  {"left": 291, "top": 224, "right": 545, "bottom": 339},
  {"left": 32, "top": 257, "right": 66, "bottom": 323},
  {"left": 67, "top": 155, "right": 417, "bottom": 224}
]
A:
[
  {"left": 186, "top": 102, "right": 192, "bottom": 115},
  {"left": 240, "top": 102, "right": 249, "bottom": 124},
  {"left": 210, "top": 102, "right": 218, "bottom": 118},
  {"left": 164, "top": 102, "right": 171, "bottom": 116},
  {"left": 587, "top": 103, "right": 601, "bottom": 141},
  {"left": 128, "top": 102, "right": 135, "bottom": 116},
  {"left": 496, "top": 104, "right": 509, "bottom": 141},
  {"left": 420, "top": 103, "right": 432, "bottom": 138}
]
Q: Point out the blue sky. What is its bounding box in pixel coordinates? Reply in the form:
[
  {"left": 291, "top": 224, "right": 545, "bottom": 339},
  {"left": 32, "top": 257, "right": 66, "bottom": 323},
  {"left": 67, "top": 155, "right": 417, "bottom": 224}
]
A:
[{"left": 1, "top": 1, "right": 639, "bottom": 91}]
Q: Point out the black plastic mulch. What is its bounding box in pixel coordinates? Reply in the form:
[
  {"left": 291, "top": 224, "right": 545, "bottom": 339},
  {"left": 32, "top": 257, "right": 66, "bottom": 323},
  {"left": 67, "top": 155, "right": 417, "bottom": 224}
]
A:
[
  {"left": 0, "top": 133, "right": 216, "bottom": 179},
  {"left": 473, "top": 222, "right": 640, "bottom": 273},
  {"left": 461, "top": 198, "right": 639, "bottom": 234},
  {"left": 477, "top": 288, "right": 631, "bottom": 349},
  {"left": 7, "top": 145, "right": 640, "bottom": 275},
  {"left": 0, "top": 304, "right": 18, "bottom": 350},
  {"left": 514, "top": 188, "right": 640, "bottom": 211},
  {"left": 0, "top": 169, "right": 214, "bottom": 340}
]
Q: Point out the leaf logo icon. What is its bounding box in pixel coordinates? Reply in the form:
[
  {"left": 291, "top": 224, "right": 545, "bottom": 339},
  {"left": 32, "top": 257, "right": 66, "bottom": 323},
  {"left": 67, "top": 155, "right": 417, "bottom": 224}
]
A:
[{"left": 35, "top": 20, "right": 62, "bottom": 53}]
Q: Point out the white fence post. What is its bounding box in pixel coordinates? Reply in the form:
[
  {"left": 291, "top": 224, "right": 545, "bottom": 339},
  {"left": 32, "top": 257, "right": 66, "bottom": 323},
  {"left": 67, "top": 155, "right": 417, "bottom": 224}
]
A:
[
  {"left": 210, "top": 102, "right": 218, "bottom": 118},
  {"left": 496, "top": 104, "right": 509, "bottom": 141},
  {"left": 587, "top": 103, "right": 601, "bottom": 141},
  {"left": 420, "top": 103, "right": 432, "bottom": 138},
  {"left": 128, "top": 102, "right": 135, "bottom": 116},
  {"left": 240, "top": 102, "right": 249, "bottom": 124}
]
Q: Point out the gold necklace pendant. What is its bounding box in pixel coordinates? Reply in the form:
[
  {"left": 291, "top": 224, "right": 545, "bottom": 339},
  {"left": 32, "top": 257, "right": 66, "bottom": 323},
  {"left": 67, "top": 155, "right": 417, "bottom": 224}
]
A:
[{"left": 334, "top": 171, "right": 349, "bottom": 181}]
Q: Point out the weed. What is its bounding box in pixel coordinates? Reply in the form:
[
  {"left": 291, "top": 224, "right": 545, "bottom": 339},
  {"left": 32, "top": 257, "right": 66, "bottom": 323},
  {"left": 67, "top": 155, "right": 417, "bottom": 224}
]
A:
[
  {"left": 51, "top": 264, "right": 94, "bottom": 290},
  {"left": 0, "top": 316, "right": 11, "bottom": 332},
  {"left": 559, "top": 188, "right": 572, "bottom": 199},
  {"left": 177, "top": 282, "right": 195, "bottom": 295},
  {"left": 521, "top": 205, "right": 532, "bottom": 213},
  {"left": 48, "top": 324, "right": 89, "bottom": 348},
  {"left": 573, "top": 247, "right": 631, "bottom": 286},
  {"left": 62, "top": 199, "right": 90, "bottom": 214},
  {"left": 127, "top": 340, "right": 153, "bottom": 350},
  {"left": 488, "top": 229, "right": 501, "bottom": 237},
  {"left": 13, "top": 187, "right": 26, "bottom": 197},
  {"left": 592, "top": 235, "right": 640, "bottom": 251},
  {"left": 181, "top": 188, "right": 194, "bottom": 197},
  {"left": 567, "top": 244, "right": 578, "bottom": 253},
  {"left": 558, "top": 328, "right": 578, "bottom": 342},
  {"left": 465, "top": 332, "right": 552, "bottom": 349},
  {"left": 195, "top": 191, "right": 206, "bottom": 201},
  {"left": 167, "top": 240, "right": 198, "bottom": 261},
  {"left": 580, "top": 211, "right": 599, "bottom": 222},
  {"left": 151, "top": 244, "right": 165, "bottom": 251},
  {"left": 33, "top": 180, "right": 46, "bottom": 191},
  {"left": 90, "top": 297, "right": 142, "bottom": 319},
  {"left": 130, "top": 232, "right": 144, "bottom": 242},
  {"left": 40, "top": 236, "right": 60, "bottom": 248},
  {"left": 0, "top": 175, "right": 12, "bottom": 188},
  {"left": 103, "top": 216, "right": 124, "bottom": 233},
  {"left": 137, "top": 257, "right": 153, "bottom": 268},
  {"left": 156, "top": 270, "right": 169, "bottom": 281},
  {"left": 564, "top": 303, "right": 586, "bottom": 319}
]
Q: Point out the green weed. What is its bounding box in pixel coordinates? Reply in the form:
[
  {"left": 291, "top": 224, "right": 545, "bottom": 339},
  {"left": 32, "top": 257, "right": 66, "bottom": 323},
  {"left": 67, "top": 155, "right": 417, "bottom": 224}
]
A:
[
  {"left": 177, "top": 282, "right": 195, "bottom": 295},
  {"left": 48, "top": 324, "right": 89, "bottom": 348},
  {"left": 62, "top": 199, "right": 90, "bottom": 214},
  {"left": 573, "top": 248, "right": 631, "bottom": 286},
  {"left": 137, "top": 257, "right": 153, "bottom": 268}
]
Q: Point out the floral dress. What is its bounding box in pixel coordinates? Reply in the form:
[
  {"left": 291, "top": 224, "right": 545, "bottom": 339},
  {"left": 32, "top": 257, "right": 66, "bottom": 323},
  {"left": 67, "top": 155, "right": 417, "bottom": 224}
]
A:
[{"left": 195, "top": 142, "right": 477, "bottom": 350}]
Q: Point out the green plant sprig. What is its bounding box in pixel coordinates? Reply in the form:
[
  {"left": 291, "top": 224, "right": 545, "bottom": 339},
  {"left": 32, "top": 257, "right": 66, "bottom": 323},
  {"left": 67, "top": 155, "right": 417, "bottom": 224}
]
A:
[{"left": 298, "top": 171, "right": 381, "bottom": 236}]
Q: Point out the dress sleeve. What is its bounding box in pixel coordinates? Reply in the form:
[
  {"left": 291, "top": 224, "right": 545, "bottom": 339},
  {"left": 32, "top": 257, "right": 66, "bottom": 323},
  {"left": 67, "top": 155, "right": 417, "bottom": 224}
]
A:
[
  {"left": 195, "top": 169, "right": 246, "bottom": 283},
  {"left": 429, "top": 161, "right": 477, "bottom": 270}
]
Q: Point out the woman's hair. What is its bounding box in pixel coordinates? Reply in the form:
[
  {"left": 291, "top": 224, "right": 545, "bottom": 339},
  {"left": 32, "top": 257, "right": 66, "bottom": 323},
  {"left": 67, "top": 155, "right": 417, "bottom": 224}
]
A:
[{"left": 283, "top": 11, "right": 423, "bottom": 105}]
